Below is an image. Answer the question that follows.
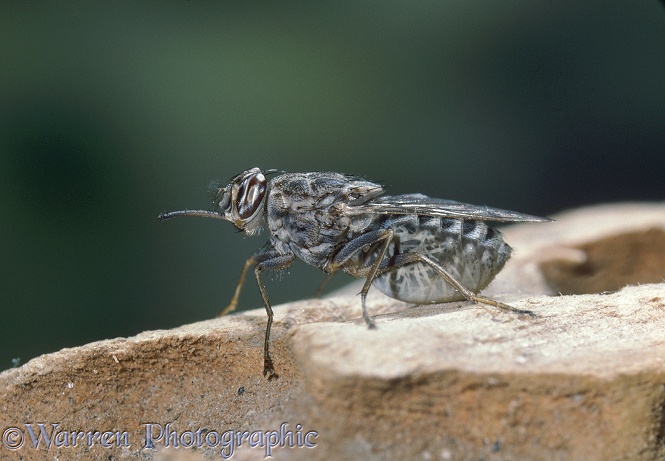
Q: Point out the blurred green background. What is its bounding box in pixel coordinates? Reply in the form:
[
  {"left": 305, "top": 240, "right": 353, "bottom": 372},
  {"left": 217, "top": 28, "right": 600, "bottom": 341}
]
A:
[{"left": 1, "top": 1, "right": 664, "bottom": 370}]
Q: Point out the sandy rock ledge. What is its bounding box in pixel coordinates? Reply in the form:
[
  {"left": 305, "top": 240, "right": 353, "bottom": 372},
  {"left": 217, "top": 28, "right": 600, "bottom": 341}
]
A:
[{"left": 1, "top": 202, "right": 665, "bottom": 461}]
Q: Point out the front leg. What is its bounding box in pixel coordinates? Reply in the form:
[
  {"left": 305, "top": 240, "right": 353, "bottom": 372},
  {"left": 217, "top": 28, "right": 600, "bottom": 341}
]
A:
[
  {"left": 253, "top": 252, "right": 296, "bottom": 379},
  {"left": 219, "top": 242, "right": 275, "bottom": 317},
  {"left": 218, "top": 254, "right": 258, "bottom": 317}
]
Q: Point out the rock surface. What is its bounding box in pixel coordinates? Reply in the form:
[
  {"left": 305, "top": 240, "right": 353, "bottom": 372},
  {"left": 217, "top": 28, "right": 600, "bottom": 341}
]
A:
[{"left": 1, "top": 202, "right": 665, "bottom": 461}]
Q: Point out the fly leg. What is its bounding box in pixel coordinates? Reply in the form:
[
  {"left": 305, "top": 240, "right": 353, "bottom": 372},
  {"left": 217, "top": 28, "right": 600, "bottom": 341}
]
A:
[
  {"left": 313, "top": 271, "right": 336, "bottom": 298},
  {"left": 389, "top": 253, "right": 535, "bottom": 318},
  {"left": 328, "top": 228, "right": 395, "bottom": 329},
  {"left": 218, "top": 255, "right": 257, "bottom": 317},
  {"left": 253, "top": 252, "right": 296, "bottom": 379}
]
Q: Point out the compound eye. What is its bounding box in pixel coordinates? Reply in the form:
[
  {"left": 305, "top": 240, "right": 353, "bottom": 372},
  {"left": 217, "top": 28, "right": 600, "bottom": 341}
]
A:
[{"left": 236, "top": 173, "right": 267, "bottom": 219}]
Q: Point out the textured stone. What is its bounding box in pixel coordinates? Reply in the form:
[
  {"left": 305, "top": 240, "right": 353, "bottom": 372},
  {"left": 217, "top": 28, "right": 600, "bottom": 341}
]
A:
[{"left": 1, "top": 202, "right": 664, "bottom": 460}]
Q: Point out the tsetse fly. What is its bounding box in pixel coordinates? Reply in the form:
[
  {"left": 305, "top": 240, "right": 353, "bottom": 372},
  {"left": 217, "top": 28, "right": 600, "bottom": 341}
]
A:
[{"left": 159, "top": 168, "right": 550, "bottom": 378}]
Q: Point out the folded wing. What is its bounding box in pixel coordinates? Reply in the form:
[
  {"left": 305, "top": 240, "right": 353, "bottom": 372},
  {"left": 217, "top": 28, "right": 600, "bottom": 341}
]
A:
[{"left": 346, "top": 193, "right": 551, "bottom": 223}]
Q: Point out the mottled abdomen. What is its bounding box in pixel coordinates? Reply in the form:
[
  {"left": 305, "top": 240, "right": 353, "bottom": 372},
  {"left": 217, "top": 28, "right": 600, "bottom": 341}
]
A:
[{"left": 371, "top": 216, "right": 511, "bottom": 304}]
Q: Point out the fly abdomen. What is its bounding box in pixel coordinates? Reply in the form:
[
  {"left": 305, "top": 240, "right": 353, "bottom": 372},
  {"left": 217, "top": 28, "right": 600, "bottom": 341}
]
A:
[{"left": 371, "top": 215, "right": 511, "bottom": 304}]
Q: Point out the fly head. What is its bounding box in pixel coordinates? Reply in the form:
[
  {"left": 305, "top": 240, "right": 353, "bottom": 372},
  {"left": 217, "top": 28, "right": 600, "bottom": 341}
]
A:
[
  {"left": 158, "top": 167, "right": 274, "bottom": 235},
  {"left": 210, "top": 167, "right": 269, "bottom": 235}
]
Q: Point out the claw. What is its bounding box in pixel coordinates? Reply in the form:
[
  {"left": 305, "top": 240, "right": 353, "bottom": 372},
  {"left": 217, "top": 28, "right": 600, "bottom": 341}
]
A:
[{"left": 263, "top": 358, "right": 278, "bottom": 380}]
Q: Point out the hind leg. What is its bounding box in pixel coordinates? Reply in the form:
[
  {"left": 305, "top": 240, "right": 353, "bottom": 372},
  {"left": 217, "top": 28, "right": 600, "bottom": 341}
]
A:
[{"left": 385, "top": 252, "right": 536, "bottom": 317}]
